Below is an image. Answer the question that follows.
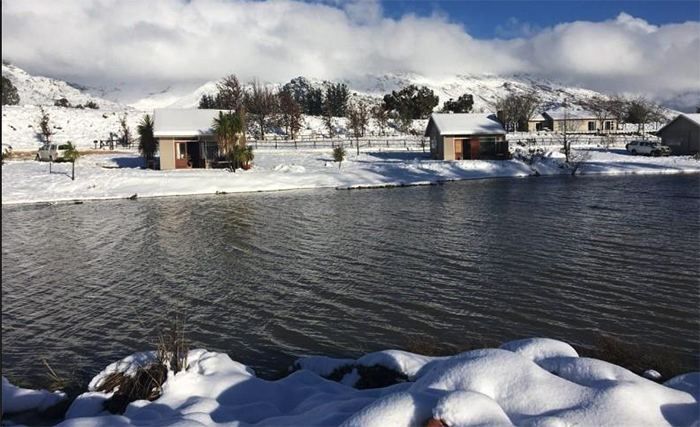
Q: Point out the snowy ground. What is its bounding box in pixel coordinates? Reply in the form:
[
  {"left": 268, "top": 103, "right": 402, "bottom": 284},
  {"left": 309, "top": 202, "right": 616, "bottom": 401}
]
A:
[
  {"left": 2, "top": 148, "right": 700, "bottom": 205},
  {"left": 2, "top": 338, "right": 698, "bottom": 426}
]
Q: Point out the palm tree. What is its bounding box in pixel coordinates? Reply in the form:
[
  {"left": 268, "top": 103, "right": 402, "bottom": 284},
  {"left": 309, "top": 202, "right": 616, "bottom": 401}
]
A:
[
  {"left": 137, "top": 114, "right": 157, "bottom": 168},
  {"left": 212, "top": 111, "right": 245, "bottom": 156},
  {"left": 63, "top": 141, "right": 80, "bottom": 180}
]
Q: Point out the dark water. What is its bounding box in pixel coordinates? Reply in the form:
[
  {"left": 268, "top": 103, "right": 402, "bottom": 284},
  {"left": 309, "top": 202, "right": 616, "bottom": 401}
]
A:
[{"left": 2, "top": 175, "right": 700, "bottom": 388}]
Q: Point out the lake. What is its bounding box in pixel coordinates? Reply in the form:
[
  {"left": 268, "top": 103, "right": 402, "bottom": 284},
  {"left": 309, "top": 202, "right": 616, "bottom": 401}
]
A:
[{"left": 2, "top": 174, "right": 699, "bottom": 387}]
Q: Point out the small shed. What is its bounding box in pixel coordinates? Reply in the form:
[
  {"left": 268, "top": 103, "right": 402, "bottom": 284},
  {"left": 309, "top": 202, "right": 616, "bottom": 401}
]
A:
[
  {"left": 656, "top": 114, "right": 700, "bottom": 155},
  {"left": 425, "top": 113, "right": 507, "bottom": 160},
  {"left": 154, "top": 109, "right": 228, "bottom": 170}
]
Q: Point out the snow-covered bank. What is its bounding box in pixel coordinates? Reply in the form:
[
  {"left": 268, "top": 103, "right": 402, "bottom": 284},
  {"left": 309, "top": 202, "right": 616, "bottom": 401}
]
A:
[
  {"left": 4, "top": 338, "right": 698, "bottom": 426},
  {"left": 2, "top": 149, "right": 700, "bottom": 205}
]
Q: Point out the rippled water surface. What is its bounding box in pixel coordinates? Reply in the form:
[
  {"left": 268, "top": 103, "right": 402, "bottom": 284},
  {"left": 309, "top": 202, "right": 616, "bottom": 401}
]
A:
[{"left": 3, "top": 175, "right": 700, "bottom": 387}]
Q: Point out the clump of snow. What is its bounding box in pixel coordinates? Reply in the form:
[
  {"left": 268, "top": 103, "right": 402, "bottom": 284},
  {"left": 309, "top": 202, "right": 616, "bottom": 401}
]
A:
[
  {"left": 2, "top": 376, "right": 66, "bottom": 415},
  {"left": 51, "top": 338, "right": 700, "bottom": 426},
  {"left": 499, "top": 337, "right": 579, "bottom": 363}
]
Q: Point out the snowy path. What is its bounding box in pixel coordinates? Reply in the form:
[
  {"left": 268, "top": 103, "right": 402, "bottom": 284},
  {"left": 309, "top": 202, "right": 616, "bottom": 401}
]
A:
[{"left": 2, "top": 149, "right": 699, "bottom": 205}]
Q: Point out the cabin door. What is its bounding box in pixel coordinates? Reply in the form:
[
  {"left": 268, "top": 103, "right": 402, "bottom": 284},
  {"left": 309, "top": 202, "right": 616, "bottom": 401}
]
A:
[{"left": 454, "top": 139, "right": 463, "bottom": 160}]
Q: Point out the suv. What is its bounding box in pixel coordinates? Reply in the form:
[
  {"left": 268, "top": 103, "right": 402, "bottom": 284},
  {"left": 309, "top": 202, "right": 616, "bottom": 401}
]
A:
[
  {"left": 36, "top": 143, "right": 70, "bottom": 162},
  {"left": 625, "top": 140, "right": 671, "bottom": 156}
]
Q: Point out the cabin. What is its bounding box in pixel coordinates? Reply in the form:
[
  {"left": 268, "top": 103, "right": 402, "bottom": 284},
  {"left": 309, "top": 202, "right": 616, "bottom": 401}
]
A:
[
  {"left": 656, "top": 114, "right": 700, "bottom": 155},
  {"left": 541, "top": 109, "right": 618, "bottom": 133},
  {"left": 425, "top": 113, "right": 508, "bottom": 160},
  {"left": 154, "top": 109, "right": 228, "bottom": 170},
  {"left": 527, "top": 114, "right": 548, "bottom": 132}
]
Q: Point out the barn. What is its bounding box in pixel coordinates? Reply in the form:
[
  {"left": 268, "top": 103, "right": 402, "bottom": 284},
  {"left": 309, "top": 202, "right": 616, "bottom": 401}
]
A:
[
  {"left": 425, "top": 113, "right": 508, "bottom": 160},
  {"left": 655, "top": 114, "right": 700, "bottom": 155}
]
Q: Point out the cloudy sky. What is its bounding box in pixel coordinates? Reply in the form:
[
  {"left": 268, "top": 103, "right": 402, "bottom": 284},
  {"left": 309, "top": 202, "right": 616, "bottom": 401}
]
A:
[{"left": 2, "top": 0, "right": 699, "bottom": 103}]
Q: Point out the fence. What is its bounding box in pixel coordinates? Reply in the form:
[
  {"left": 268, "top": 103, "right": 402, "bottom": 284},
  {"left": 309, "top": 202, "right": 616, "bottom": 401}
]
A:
[
  {"left": 507, "top": 133, "right": 660, "bottom": 148},
  {"left": 248, "top": 136, "right": 429, "bottom": 151}
]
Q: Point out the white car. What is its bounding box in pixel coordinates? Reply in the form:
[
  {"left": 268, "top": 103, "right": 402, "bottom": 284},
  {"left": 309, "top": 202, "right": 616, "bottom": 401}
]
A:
[
  {"left": 625, "top": 140, "right": 671, "bottom": 156},
  {"left": 36, "top": 143, "right": 70, "bottom": 162}
]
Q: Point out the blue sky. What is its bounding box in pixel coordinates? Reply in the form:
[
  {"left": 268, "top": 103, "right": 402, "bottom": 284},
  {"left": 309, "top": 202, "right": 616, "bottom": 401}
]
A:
[{"left": 379, "top": 0, "right": 700, "bottom": 38}]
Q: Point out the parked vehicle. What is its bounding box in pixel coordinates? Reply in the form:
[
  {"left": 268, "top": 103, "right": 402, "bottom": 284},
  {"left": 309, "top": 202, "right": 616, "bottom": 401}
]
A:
[
  {"left": 35, "top": 143, "right": 70, "bottom": 162},
  {"left": 625, "top": 140, "right": 671, "bottom": 156}
]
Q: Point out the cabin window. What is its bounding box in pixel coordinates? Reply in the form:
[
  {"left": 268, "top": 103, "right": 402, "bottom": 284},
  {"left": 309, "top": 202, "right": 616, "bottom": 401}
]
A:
[
  {"left": 604, "top": 121, "right": 613, "bottom": 130},
  {"left": 588, "top": 121, "right": 596, "bottom": 131}
]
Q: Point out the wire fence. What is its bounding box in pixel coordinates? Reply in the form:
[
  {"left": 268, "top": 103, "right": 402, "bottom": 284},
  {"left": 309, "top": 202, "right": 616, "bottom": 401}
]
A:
[
  {"left": 507, "top": 133, "right": 661, "bottom": 148},
  {"left": 248, "top": 136, "right": 429, "bottom": 150}
]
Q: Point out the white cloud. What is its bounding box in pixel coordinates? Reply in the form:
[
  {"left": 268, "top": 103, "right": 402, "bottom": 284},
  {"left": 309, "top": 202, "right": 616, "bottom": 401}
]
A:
[{"left": 2, "top": 0, "right": 699, "bottom": 103}]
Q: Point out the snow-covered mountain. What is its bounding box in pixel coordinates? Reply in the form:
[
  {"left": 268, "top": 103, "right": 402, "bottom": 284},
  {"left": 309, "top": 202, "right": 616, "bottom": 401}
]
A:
[
  {"left": 130, "top": 72, "right": 609, "bottom": 112},
  {"left": 1, "top": 63, "right": 126, "bottom": 111}
]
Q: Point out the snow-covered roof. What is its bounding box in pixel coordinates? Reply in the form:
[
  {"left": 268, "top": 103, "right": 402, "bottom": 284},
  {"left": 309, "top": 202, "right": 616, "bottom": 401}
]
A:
[
  {"left": 153, "top": 109, "right": 229, "bottom": 137},
  {"left": 425, "top": 113, "right": 505, "bottom": 136},
  {"left": 543, "top": 109, "right": 598, "bottom": 120},
  {"left": 656, "top": 113, "right": 700, "bottom": 134},
  {"left": 681, "top": 113, "right": 700, "bottom": 126}
]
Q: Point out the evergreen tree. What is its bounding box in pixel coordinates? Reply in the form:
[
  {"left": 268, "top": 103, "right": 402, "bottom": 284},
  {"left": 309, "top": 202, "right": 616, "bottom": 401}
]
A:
[
  {"left": 441, "top": 94, "right": 474, "bottom": 113},
  {"left": 383, "top": 85, "right": 438, "bottom": 127},
  {"left": 1, "top": 76, "right": 19, "bottom": 105}
]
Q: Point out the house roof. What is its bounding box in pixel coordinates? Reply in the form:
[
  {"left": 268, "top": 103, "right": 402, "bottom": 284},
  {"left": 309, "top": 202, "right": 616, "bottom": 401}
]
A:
[
  {"left": 153, "top": 109, "right": 230, "bottom": 137},
  {"left": 543, "top": 109, "right": 599, "bottom": 121},
  {"left": 425, "top": 113, "right": 506, "bottom": 136},
  {"left": 656, "top": 113, "right": 700, "bottom": 135}
]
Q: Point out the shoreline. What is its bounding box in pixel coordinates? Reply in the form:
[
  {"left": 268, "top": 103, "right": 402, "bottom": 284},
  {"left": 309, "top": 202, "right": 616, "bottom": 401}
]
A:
[{"left": 3, "top": 167, "right": 700, "bottom": 207}]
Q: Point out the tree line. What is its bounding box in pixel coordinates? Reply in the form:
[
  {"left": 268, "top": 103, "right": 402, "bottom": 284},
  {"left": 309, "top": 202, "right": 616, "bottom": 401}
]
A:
[{"left": 198, "top": 74, "right": 457, "bottom": 139}]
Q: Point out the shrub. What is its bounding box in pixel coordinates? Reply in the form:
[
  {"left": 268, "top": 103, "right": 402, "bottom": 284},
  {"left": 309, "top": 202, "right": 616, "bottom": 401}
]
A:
[
  {"left": 333, "top": 146, "right": 346, "bottom": 169},
  {"left": 54, "top": 98, "right": 71, "bottom": 108},
  {"left": 85, "top": 100, "right": 99, "bottom": 109}
]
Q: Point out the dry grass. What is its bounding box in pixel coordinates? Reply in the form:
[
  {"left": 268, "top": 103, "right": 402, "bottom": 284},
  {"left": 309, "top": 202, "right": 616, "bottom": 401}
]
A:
[{"left": 96, "top": 318, "right": 189, "bottom": 414}]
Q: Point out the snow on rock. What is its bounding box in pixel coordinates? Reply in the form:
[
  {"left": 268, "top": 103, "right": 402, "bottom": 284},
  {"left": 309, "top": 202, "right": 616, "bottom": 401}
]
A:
[
  {"left": 499, "top": 337, "right": 579, "bottom": 363},
  {"left": 295, "top": 355, "right": 356, "bottom": 377},
  {"left": 2, "top": 376, "right": 67, "bottom": 415},
  {"left": 433, "top": 391, "right": 512, "bottom": 427},
  {"left": 357, "top": 350, "right": 441, "bottom": 380},
  {"left": 665, "top": 373, "right": 700, "bottom": 400},
  {"left": 53, "top": 339, "right": 700, "bottom": 426}
]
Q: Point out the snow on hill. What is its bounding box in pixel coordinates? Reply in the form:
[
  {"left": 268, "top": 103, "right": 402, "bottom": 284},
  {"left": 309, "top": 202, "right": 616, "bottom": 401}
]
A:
[
  {"left": 2, "top": 63, "right": 148, "bottom": 151},
  {"left": 2, "top": 63, "right": 123, "bottom": 110},
  {"left": 131, "top": 72, "right": 608, "bottom": 113}
]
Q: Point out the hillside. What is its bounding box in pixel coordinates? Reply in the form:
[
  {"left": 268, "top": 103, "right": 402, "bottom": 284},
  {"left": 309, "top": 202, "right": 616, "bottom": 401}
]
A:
[
  {"left": 1, "top": 63, "right": 124, "bottom": 111},
  {"left": 131, "top": 72, "right": 609, "bottom": 113}
]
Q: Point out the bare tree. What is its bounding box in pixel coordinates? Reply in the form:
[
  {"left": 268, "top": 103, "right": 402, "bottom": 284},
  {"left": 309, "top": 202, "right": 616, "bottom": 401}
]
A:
[
  {"left": 372, "top": 103, "right": 389, "bottom": 136},
  {"left": 586, "top": 96, "right": 614, "bottom": 133},
  {"left": 626, "top": 97, "right": 663, "bottom": 136},
  {"left": 606, "top": 95, "right": 628, "bottom": 130},
  {"left": 278, "top": 90, "right": 304, "bottom": 143},
  {"left": 245, "top": 80, "right": 278, "bottom": 140},
  {"left": 555, "top": 103, "right": 589, "bottom": 175},
  {"left": 38, "top": 107, "right": 54, "bottom": 144},
  {"left": 495, "top": 92, "right": 540, "bottom": 132},
  {"left": 346, "top": 101, "right": 369, "bottom": 155},
  {"left": 216, "top": 75, "right": 244, "bottom": 111},
  {"left": 322, "top": 100, "right": 335, "bottom": 138}
]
